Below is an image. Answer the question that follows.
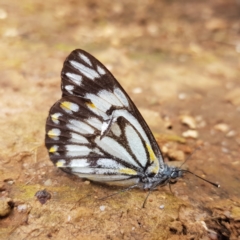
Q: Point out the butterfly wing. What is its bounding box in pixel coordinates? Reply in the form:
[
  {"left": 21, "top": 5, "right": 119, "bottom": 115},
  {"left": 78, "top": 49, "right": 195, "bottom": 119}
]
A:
[{"left": 45, "top": 49, "right": 164, "bottom": 186}]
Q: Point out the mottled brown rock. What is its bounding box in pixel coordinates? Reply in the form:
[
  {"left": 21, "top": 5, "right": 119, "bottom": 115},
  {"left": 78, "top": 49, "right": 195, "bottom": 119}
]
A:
[{"left": 0, "top": 197, "right": 13, "bottom": 217}]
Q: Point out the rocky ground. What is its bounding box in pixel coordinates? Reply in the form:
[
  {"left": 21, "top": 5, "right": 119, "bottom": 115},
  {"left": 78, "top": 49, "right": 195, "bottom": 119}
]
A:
[{"left": 0, "top": 1, "right": 240, "bottom": 239}]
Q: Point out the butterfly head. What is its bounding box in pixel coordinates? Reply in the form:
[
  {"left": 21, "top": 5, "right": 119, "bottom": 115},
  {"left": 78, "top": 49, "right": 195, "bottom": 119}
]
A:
[
  {"left": 164, "top": 164, "right": 220, "bottom": 188},
  {"left": 170, "top": 168, "right": 183, "bottom": 180},
  {"left": 164, "top": 164, "right": 183, "bottom": 185}
]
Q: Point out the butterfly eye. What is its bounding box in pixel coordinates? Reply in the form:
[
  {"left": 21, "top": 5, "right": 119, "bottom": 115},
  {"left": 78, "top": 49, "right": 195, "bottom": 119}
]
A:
[{"left": 171, "top": 171, "right": 179, "bottom": 179}]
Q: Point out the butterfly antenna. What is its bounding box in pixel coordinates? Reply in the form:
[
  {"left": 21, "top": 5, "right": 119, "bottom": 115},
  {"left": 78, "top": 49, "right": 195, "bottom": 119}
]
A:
[
  {"left": 98, "top": 184, "right": 139, "bottom": 201},
  {"left": 182, "top": 169, "right": 220, "bottom": 188}
]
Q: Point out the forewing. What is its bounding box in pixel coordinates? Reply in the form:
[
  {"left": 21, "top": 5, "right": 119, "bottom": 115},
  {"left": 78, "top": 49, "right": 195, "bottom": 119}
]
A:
[{"left": 45, "top": 49, "right": 164, "bottom": 182}]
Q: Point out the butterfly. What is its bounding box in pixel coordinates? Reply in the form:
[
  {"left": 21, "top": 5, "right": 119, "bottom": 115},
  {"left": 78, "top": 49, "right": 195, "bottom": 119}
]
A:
[{"left": 45, "top": 49, "right": 219, "bottom": 195}]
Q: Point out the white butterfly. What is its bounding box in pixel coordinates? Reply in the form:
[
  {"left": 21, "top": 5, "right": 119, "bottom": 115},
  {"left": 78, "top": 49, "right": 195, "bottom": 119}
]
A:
[{"left": 45, "top": 49, "right": 219, "bottom": 192}]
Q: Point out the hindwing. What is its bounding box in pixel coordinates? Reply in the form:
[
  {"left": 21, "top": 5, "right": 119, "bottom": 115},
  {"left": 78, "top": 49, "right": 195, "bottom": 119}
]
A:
[{"left": 45, "top": 49, "right": 164, "bottom": 184}]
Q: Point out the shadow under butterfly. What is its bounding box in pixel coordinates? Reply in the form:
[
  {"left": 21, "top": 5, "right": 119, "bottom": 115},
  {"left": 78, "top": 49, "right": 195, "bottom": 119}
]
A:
[{"left": 45, "top": 49, "right": 220, "bottom": 207}]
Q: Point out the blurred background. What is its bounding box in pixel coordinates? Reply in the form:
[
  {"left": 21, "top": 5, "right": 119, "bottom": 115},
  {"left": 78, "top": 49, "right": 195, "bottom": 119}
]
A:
[{"left": 0, "top": 0, "right": 240, "bottom": 239}]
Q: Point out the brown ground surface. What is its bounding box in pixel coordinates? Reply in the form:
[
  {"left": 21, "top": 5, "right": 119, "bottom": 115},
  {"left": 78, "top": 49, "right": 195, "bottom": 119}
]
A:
[{"left": 0, "top": 0, "right": 240, "bottom": 239}]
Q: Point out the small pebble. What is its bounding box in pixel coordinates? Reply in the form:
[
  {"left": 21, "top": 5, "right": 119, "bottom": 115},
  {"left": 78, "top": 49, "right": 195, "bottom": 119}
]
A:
[
  {"left": 44, "top": 179, "right": 52, "bottom": 186},
  {"left": 221, "top": 147, "right": 229, "bottom": 153},
  {"left": 4, "top": 28, "right": 19, "bottom": 37},
  {"left": 226, "top": 130, "right": 236, "bottom": 138},
  {"left": 159, "top": 205, "right": 165, "bottom": 209},
  {"left": 0, "top": 9, "right": 7, "bottom": 19},
  {"left": 5, "top": 180, "right": 14, "bottom": 185},
  {"left": 178, "top": 93, "right": 187, "bottom": 100},
  {"left": 214, "top": 123, "right": 229, "bottom": 132},
  {"left": 167, "top": 149, "right": 185, "bottom": 161},
  {"left": 17, "top": 204, "right": 28, "bottom": 213},
  {"left": 99, "top": 205, "right": 106, "bottom": 211},
  {"left": 132, "top": 87, "right": 142, "bottom": 94},
  {"left": 195, "top": 116, "right": 206, "bottom": 128},
  {"left": 182, "top": 130, "right": 199, "bottom": 139},
  {"left": 180, "top": 115, "right": 196, "bottom": 129}
]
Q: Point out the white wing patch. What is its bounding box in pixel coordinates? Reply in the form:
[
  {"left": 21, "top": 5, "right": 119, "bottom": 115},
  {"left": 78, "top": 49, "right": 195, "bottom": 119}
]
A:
[
  {"left": 125, "top": 124, "right": 147, "bottom": 167},
  {"left": 114, "top": 87, "right": 130, "bottom": 108},
  {"left": 65, "top": 145, "right": 92, "bottom": 157},
  {"left": 98, "top": 90, "right": 123, "bottom": 107},
  {"left": 60, "top": 101, "right": 79, "bottom": 114},
  {"left": 97, "top": 158, "right": 124, "bottom": 169},
  {"left": 66, "top": 73, "right": 83, "bottom": 86},
  {"left": 72, "top": 168, "right": 94, "bottom": 174},
  {"left": 85, "top": 102, "right": 108, "bottom": 120},
  {"left": 97, "top": 65, "right": 106, "bottom": 75},
  {"left": 76, "top": 174, "right": 135, "bottom": 182},
  {"left": 70, "top": 60, "right": 100, "bottom": 80},
  {"left": 67, "top": 119, "right": 95, "bottom": 134},
  {"left": 85, "top": 93, "right": 112, "bottom": 112},
  {"left": 93, "top": 147, "right": 104, "bottom": 155},
  {"left": 51, "top": 113, "right": 62, "bottom": 124},
  {"left": 48, "top": 128, "right": 61, "bottom": 140},
  {"left": 79, "top": 53, "right": 92, "bottom": 66},
  {"left": 69, "top": 133, "right": 89, "bottom": 144},
  {"left": 65, "top": 85, "right": 74, "bottom": 94},
  {"left": 95, "top": 136, "right": 139, "bottom": 168},
  {"left": 114, "top": 109, "right": 151, "bottom": 146},
  {"left": 111, "top": 122, "right": 122, "bottom": 137},
  {"left": 85, "top": 117, "right": 102, "bottom": 129},
  {"left": 68, "top": 159, "right": 89, "bottom": 167}
]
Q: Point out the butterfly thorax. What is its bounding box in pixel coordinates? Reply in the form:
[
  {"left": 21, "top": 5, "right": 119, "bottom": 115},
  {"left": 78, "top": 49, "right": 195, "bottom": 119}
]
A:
[{"left": 140, "top": 164, "right": 183, "bottom": 189}]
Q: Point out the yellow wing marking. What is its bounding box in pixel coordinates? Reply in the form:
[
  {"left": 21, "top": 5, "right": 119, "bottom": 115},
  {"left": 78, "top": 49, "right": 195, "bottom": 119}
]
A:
[
  {"left": 119, "top": 168, "right": 137, "bottom": 175},
  {"left": 48, "top": 129, "right": 57, "bottom": 138},
  {"left": 61, "top": 101, "right": 72, "bottom": 110},
  {"left": 51, "top": 113, "right": 59, "bottom": 121},
  {"left": 146, "top": 143, "right": 157, "bottom": 162},
  {"left": 56, "top": 161, "right": 64, "bottom": 167},
  {"left": 146, "top": 143, "right": 159, "bottom": 174},
  {"left": 49, "top": 145, "right": 58, "bottom": 153},
  {"left": 86, "top": 102, "right": 96, "bottom": 109}
]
